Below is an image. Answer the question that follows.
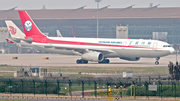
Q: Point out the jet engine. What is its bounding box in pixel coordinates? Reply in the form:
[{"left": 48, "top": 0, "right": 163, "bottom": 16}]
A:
[
  {"left": 81, "top": 52, "right": 104, "bottom": 62},
  {"left": 119, "top": 57, "right": 140, "bottom": 61}
]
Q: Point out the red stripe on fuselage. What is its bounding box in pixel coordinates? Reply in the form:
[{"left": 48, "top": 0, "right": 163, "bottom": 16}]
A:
[{"left": 31, "top": 37, "right": 157, "bottom": 49}]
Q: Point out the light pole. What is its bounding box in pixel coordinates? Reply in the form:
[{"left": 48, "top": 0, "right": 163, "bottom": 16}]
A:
[{"left": 95, "top": 0, "right": 101, "bottom": 38}]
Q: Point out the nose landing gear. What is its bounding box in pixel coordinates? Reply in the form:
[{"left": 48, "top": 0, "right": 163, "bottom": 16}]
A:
[{"left": 155, "top": 57, "right": 160, "bottom": 65}]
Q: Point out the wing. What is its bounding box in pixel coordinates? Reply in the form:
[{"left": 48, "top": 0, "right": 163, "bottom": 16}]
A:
[
  {"left": 10, "top": 38, "right": 115, "bottom": 54},
  {"left": 42, "top": 44, "right": 115, "bottom": 54}
]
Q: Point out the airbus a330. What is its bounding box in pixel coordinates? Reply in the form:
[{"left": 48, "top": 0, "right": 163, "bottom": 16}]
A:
[{"left": 5, "top": 11, "right": 175, "bottom": 65}]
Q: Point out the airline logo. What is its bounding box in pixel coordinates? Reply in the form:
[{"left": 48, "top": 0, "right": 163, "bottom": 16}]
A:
[
  {"left": 24, "top": 20, "right": 32, "bottom": 31},
  {"left": 9, "top": 26, "right": 17, "bottom": 35}
]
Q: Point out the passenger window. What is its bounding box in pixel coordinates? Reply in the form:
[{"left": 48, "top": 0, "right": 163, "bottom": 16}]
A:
[
  {"left": 129, "top": 41, "right": 133, "bottom": 45},
  {"left": 148, "top": 42, "right": 151, "bottom": 45},
  {"left": 141, "top": 42, "right": 145, "bottom": 45}
]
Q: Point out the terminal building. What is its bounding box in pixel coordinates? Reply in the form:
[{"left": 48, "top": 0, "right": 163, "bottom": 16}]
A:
[{"left": 0, "top": 5, "right": 180, "bottom": 53}]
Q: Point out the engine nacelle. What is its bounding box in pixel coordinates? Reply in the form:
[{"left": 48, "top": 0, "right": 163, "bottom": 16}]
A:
[
  {"left": 81, "top": 52, "right": 104, "bottom": 62},
  {"left": 119, "top": 57, "right": 140, "bottom": 61}
]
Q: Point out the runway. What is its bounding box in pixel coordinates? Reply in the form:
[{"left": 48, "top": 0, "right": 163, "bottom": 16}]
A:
[{"left": 0, "top": 54, "right": 177, "bottom": 67}]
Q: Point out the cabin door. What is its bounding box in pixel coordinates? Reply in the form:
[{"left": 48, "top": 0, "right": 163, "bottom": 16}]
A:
[{"left": 153, "top": 42, "right": 158, "bottom": 50}]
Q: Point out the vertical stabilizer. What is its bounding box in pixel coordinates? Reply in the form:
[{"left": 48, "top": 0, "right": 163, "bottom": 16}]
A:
[
  {"left": 18, "top": 11, "right": 46, "bottom": 38},
  {"left": 56, "top": 30, "right": 63, "bottom": 37},
  {"left": 5, "top": 20, "right": 25, "bottom": 38}
]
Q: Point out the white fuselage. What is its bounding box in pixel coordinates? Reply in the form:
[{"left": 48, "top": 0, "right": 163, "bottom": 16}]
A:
[{"left": 32, "top": 37, "right": 174, "bottom": 58}]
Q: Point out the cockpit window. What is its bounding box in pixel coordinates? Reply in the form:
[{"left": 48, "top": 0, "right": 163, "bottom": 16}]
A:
[{"left": 163, "top": 45, "right": 171, "bottom": 47}]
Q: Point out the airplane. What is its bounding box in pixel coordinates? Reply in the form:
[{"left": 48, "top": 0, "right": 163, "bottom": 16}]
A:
[
  {"left": 5, "top": 20, "right": 61, "bottom": 45},
  {"left": 5, "top": 20, "right": 25, "bottom": 44},
  {"left": 8, "top": 11, "right": 175, "bottom": 65},
  {"left": 56, "top": 30, "right": 63, "bottom": 37},
  {"left": 5, "top": 20, "right": 65, "bottom": 54}
]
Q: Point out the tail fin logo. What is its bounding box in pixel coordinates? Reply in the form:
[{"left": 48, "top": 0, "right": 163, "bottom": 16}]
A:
[
  {"left": 9, "top": 26, "right": 17, "bottom": 35},
  {"left": 24, "top": 20, "right": 32, "bottom": 31}
]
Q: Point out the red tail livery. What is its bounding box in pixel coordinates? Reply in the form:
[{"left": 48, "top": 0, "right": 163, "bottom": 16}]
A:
[{"left": 18, "top": 11, "right": 46, "bottom": 39}]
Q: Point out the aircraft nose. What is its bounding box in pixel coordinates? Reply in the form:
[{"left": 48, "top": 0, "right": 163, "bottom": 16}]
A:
[{"left": 170, "top": 48, "right": 175, "bottom": 54}]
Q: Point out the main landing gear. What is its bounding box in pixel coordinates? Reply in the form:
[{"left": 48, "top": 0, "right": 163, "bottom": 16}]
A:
[
  {"left": 76, "top": 59, "right": 88, "bottom": 64},
  {"left": 155, "top": 57, "right": 160, "bottom": 65},
  {"left": 76, "top": 58, "right": 110, "bottom": 64},
  {"left": 98, "top": 59, "right": 110, "bottom": 64}
]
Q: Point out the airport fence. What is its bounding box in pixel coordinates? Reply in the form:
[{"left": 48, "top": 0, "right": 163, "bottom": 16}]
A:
[{"left": 0, "top": 76, "right": 180, "bottom": 99}]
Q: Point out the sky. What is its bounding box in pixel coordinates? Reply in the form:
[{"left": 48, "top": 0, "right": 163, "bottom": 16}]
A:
[{"left": 0, "top": 0, "right": 180, "bottom": 10}]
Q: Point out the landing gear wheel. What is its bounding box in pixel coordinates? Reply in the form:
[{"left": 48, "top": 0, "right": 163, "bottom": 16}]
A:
[
  {"left": 82, "top": 60, "right": 88, "bottom": 64},
  {"left": 105, "top": 59, "right": 110, "bottom": 64},
  {"left": 76, "top": 60, "right": 80, "bottom": 64},
  {"left": 76, "top": 59, "right": 88, "bottom": 64},
  {"left": 155, "top": 61, "right": 159, "bottom": 65},
  {"left": 98, "top": 59, "right": 110, "bottom": 64},
  {"left": 155, "top": 57, "right": 160, "bottom": 65}
]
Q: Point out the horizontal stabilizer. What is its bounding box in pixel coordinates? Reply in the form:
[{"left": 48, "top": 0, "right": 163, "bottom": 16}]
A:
[{"left": 7, "top": 37, "right": 33, "bottom": 44}]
